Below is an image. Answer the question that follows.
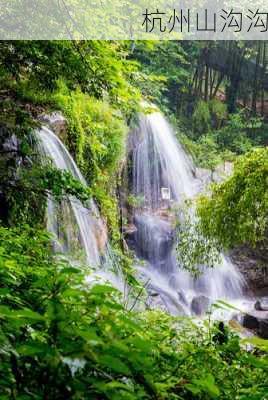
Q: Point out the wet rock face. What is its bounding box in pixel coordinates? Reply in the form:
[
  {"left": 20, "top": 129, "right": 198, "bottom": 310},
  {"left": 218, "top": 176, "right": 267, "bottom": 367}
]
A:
[
  {"left": 242, "top": 309, "right": 268, "bottom": 339},
  {"left": 146, "top": 289, "right": 187, "bottom": 316},
  {"left": 243, "top": 314, "right": 260, "bottom": 330},
  {"left": 123, "top": 224, "right": 137, "bottom": 250},
  {"left": 255, "top": 299, "right": 268, "bottom": 311},
  {"left": 39, "top": 112, "right": 67, "bottom": 137},
  {"left": 195, "top": 162, "right": 234, "bottom": 189},
  {"left": 191, "top": 295, "right": 210, "bottom": 316},
  {"left": 133, "top": 213, "right": 174, "bottom": 264},
  {"left": 231, "top": 246, "right": 268, "bottom": 291},
  {"left": 2, "top": 134, "right": 19, "bottom": 153},
  {"left": 259, "top": 320, "right": 268, "bottom": 339}
]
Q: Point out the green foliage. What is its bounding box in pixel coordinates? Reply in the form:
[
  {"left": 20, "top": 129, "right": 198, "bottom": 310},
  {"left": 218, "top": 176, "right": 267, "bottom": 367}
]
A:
[
  {"left": 0, "top": 41, "right": 85, "bottom": 91},
  {"left": 55, "top": 84, "right": 126, "bottom": 178},
  {"left": 0, "top": 226, "right": 267, "bottom": 399},
  {"left": 191, "top": 108, "right": 264, "bottom": 158},
  {"left": 214, "top": 112, "right": 254, "bottom": 154},
  {"left": 21, "top": 164, "right": 91, "bottom": 202},
  {"left": 127, "top": 194, "right": 145, "bottom": 209},
  {"left": 1, "top": 39, "right": 268, "bottom": 400},
  {"left": 176, "top": 206, "right": 221, "bottom": 274},
  {"left": 179, "top": 105, "right": 265, "bottom": 172},
  {"left": 196, "top": 134, "right": 221, "bottom": 171},
  {"left": 180, "top": 133, "right": 222, "bottom": 171},
  {"left": 54, "top": 84, "right": 127, "bottom": 241},
  {"left": 197, "top": 148, "right": 268, "bottom": 249},
  {"left": 131, "top": 41, "right": 190, "bottom": 110},
  {"left": 15, "top": 79, "right": 55, "bottom": 106},
  {"left": 0, "top": 40, "right": 140, "bottom": 238},
  {"left": 192, "top": 100, "right": 211, "bottom": 135},
  {"left": 2, "top": 163, "right": 92, "bottom": 226},
  {"left": 0, "top": 99, "right": 36, "bottom": 141},
  {"left": 0, "top": 114, "right": 91, "bottom": 225},
  {"left": 0, "top": 41, "right": 140, "bottom": 113},
  {"left": 209, "top": 99, "right": 227, "bottom": 129}
]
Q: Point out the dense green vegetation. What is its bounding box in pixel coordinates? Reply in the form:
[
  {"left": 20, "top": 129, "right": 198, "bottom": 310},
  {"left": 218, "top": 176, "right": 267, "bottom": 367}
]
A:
[
  {"left": 0, "top": 41, "right": 139, "bottom": 243},
  {"left": 0, "top": 40, "right": 267, "bottom": 398},
  {"left": 53, "top": 85, "right": 128, "bottom": 242},
  {"left": 197, "top": 148, "right": 268, "bottom": 250},
  {"left": 128, "top": 41, "right": 268, "bottom": 171},
  {"left": 0, "top": 226, "right": 267, "bottom": 399}
]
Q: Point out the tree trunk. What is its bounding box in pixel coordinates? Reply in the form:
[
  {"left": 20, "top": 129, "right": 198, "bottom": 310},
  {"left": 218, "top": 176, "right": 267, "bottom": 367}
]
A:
[{"left": 252, "top": 42, "right": 261, "bottom": 114}]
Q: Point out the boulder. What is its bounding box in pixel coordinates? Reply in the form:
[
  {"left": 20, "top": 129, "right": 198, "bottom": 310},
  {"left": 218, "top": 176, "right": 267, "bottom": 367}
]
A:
[
  {"left": 123, "top": 223, "right": 137, "bottom": 237},
  {"left": 242, "top": 314, "right": 260, "bottom": 330},
  {"left": 230, "top": 246, "right": 268, "bottom": 291},
  {"left": 3, "top": 134, "right": 19, "bottom": 153},
  {"left": 146, "top": 293, "right": 169, "bottom": 313},
  {"left": 254, "top": 299, "right": 268, "bottom": 311},
  {"left": 39, "top": 112, "right": 67, "bottom": 137},
  {"left": 191, "top": 295, "right": 210, "bottom": 316},
  {"left": 93, "top": 223, "right": 108, "bottom": 254},
  {"left": 146, "top": 284, "right": 188, "bottom": 316},
  {"left": 195, "top": 167, "right": 212, "bottom": 187},
  {"left": 242, "top": 311, "right": 268, "bottom": 339},
  {"left": 259, "top": 320, "right": 268, "bottom": 339}
]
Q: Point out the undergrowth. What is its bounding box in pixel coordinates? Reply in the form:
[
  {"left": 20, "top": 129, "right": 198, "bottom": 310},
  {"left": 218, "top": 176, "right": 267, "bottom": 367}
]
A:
[{"left": 0, "top": 226, "right": 267, "bottom": 399}]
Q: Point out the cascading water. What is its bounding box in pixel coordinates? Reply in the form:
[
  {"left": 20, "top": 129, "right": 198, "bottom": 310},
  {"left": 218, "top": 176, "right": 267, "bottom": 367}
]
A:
[
  {"left": 132, "top": 112, "right": 199, "bottom": 204},
  {"left": 129, "top": 111, "right": 245, "bottom": 315},
  {"left": 38, "top": 126, "right": 106, "bottom": 267},
  {"left": 37, "top": 125, "right": 125, "bottom": 292},
  {"left": 36, "top": 113, "right": 245, "bottom": 316}
]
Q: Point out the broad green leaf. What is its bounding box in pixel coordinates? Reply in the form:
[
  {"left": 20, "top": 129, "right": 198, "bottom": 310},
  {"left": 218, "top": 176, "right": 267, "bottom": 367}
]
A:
[{"left": 97, "top": 355, "right": 131, "bottom": 375}]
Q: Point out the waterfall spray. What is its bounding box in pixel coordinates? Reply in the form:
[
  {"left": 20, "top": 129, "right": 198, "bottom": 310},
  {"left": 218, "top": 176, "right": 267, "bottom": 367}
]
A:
[
  {"left": 129, "top": 110, "right": 245, "bottom": 315},
  {"left": 37, "top": 126, "right": 106, "bottom": 267}
]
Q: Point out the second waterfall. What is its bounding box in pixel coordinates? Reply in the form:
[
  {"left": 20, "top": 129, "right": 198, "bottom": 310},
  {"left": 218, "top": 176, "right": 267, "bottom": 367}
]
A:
[{"left": 126, "top": 110, "right": 245, "bottom": 315}]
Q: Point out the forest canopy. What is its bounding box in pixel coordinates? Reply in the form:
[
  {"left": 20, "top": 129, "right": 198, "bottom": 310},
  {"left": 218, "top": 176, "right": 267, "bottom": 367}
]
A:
[{"left": 0, "top": 39, "right": 268, "bottom": 399}]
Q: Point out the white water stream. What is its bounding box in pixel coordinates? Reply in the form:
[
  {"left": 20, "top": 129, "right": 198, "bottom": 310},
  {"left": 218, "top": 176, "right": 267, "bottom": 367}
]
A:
[
  {"left": 37, "top": 112, "right": 248, "bottom": 318},
  {"left": 130, "top": 111, "right": 245, "bottom": 316},
  {"left": 37, "top": 125, "right": 125, "bottom": 292},
  {"left": 38, "top": 126, "right": 105, "bottom": 267}
]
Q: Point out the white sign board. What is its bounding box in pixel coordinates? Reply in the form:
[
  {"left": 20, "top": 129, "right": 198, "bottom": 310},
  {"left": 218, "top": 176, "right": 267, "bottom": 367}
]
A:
[{"left": 161, "top": 187, "right": 171, "bottom": 200}]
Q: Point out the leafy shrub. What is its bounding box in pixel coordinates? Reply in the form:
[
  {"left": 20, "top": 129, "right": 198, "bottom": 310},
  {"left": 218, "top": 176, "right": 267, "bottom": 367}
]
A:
[
  {"left": 197, "top": 148, "right": 268, "bottom": 249},
  {"left": 54, "top": 84, "right": 127, "bottom": 241},
  {"left": 209, "top": 99, "right": 227, "bottom": 129},
  {"left": 176, "top": 206, "right": 221, "bottom": 274},
  {"left": 0, "top": 226, "right": 267, "bottom": 399},
  {"left": 0, "top": 41, "right": 139, "bottom": 111},
  {"left": 195, "top": 134, "right": 221, "bottom": 170},
  {"left": 180, "top": 132, "right": 221, "bottom": 171},
  {"left": 54, "top": 84, "right": 126, "bottom": 175},
  {"left": 180, "top": 108, "right": 262, "bottom": 172},
  {"left": 214, "top": 112, "right": 253, "bottom": 154},
  {"left": 192, "top": 100, "right": 211, "bottom": 135}
]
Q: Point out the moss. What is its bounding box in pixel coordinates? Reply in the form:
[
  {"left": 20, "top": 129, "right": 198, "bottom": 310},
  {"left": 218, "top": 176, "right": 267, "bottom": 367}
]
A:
[{"left": 53, "top": 83, "right": 127, "bottom": 243}]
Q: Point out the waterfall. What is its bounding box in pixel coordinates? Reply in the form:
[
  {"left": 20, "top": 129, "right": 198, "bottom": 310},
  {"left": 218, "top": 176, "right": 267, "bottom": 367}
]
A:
[
  {"left": 132, "top": 113, "right": 198, "bottom": 206},
  {"left": 36, "top": 112, "right": 245, "bottom": 316},
  {"left": 129, "top": 111, "right": 245, "bottom": 315},
  {"left": 37, "top": 126, "right": 107, "bottom": 267}
]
